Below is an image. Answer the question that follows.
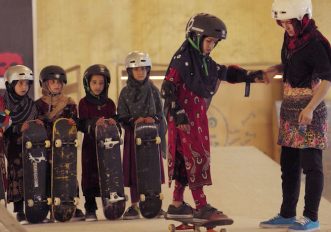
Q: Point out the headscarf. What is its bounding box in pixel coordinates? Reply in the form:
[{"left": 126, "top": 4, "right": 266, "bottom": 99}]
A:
[
  {"left": 4, "top": 81, "right": 38, "bottom": 125},
  {"left": 165, "top": 38, "right": 219, "bottom": 99}
]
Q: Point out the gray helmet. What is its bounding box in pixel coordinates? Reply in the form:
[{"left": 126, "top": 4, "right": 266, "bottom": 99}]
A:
[
  {"left": 39, "top": 65, "right": 67, "bottom": 87},
  {"left": 125, "top": 51, "right": 152, "bottom": 69},
  {"left": 4, "top": 65, "right": 33, "bottom": 84},
  {"left": 186, "top": 13, "right": 227, "bottom": 41}
]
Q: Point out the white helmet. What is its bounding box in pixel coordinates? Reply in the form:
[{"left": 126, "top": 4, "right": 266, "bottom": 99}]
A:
[
  {"left": 4, "top": 65, "right": 33, "bottom": 84},
  {"left": 125, "top": 51, "right": 152, "bottom": 68},
  {"left": 272, "top": 0, "right": 312, "bottom": 20}
]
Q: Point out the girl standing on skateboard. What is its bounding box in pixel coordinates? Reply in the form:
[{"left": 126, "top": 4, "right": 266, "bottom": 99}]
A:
[
  {"left": 118, "top": 51, "right": 166, "bottom": 220},
  {"left": 260, "top": 1, "right": 331, "bottom": 231},
  {"left": 78, "top": 64, "right": 117, "bottom": 221},
  {"left": 35, "top": 65, "right": 85, "bottom": 221},
  {"left": 161, "top": 13, "right": 266, "bottom": 222},
  {"left": 3, "top": 65, "right": 39, "bottom": 224}
]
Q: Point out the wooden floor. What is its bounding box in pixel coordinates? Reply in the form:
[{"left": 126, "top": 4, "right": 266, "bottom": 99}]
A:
[{"left": 2, "top": 146, "right": 331, "bottom": 232}]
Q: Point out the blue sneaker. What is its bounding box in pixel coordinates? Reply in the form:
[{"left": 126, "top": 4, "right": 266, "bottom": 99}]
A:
[
  {"left": 288, "top": 217, "right": 320, "bottom": 232},
  {"left": 259, "top": 214, "right": 296, "bottom": 228}
]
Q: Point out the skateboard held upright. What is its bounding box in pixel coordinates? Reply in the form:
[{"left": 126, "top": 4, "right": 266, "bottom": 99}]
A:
[
  {"left": 95, "top": 120, "right": 126, "bottom": 220},
  {"left": 22, "top": 120, "right": 51, "bottom": 223},
  {"left": 134, "top": 122, "right": 163, "bottom": 219},
  {"left": 51, "top": 118, "right": 79, "bottom": 222}
]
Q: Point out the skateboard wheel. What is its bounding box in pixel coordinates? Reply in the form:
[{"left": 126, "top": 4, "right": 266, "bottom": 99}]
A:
[
  {"left": 159, "top": 193, "right": 164, "bottom": 200},
  {"left": 74, "top": 197, "right": 79, "bottom": 205},
  {"left": 27, "top": 199, "right": 34, "bottom": 207},
  {"left": 220, "top": 229, "right": 227, "bottom": 232},
  {"left": 25, "top": 141, "right": 32, "bottom": 149},
  {"left": 55, "top": 139, "right": 62, "bottom": 147},
  {"left": 136, "top": 138, "right": 142, "bottom": 145},
  {"left": 155, "top": 136, "right": 161, "bottom": 144},
  {"left": 47, "top": 198, "right": 52, "bottom": 205},
  {"left": 74, "top": 139, "right": 78, "bottom": 147},
  {"left": 54, "top": 197, "right": 61, "bottom": 206},
  {"left": 45, "top": 140, "right": 51, "bottom": 148},
  {"left": 140, "top": 194, "right": 146, "bottom": 202},
  {"left": 168, "top": 224, "right": 176, "bottom": 232}
]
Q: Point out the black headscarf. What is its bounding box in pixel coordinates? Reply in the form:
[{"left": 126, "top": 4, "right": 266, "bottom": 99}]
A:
[
  {"left": 4, "top": 82, "right": 38, "bottom": 125},
  {"left": 165, "top": 38, "right": 220, "bottom": 99}
]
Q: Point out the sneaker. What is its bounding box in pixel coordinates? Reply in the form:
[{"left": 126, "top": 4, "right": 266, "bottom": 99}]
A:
[
  {"left": 16, "top": 212, "right": 28, "bottom": 225},
  {"left": 166, "top": 202, "right": 193, "bottom": 219},
  {"left": 193, "top": 204, "right": 233, "bottom": 225},
  {"left": 72, "top": 208, "right": 85, "bottom": 221},
  {"left": 260, "top": 214, "right": 296, "bottom": 228},
  {"left": 123, "top": 206, "right": 140, "bottom": 220},
  {"left": 85, "top": 211, "right": 97, "bottom": 222},
  {"left": 288, "top": 217, "right": 320, "bottom": 232}
]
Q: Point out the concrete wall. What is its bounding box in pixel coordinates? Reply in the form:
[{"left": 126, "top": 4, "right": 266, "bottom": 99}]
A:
[{"left": 35, "top": 0, "right": 331, "bottom": 157}]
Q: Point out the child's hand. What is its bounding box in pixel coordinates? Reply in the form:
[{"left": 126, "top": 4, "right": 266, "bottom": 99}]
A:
[
  {"left": 96, "top": 117, "right": 105, "bottom": 126},
  {"left": 107, "top": 118, "right": 117, "bottom": 125},
  {"left": 144, "top": 117, "right": 155, "bottom": 124},
  {"left": 68, "top": 118, "right": 76, "bottom": 126},
  {"left": 35, "top": 119, "right": 44, "bottom": 125},
  {"left": 134, "top": 117, "right": 144, "bottom": 124},
  {"left": 21, "top": 122, "right": 29, "bottom": 132}
]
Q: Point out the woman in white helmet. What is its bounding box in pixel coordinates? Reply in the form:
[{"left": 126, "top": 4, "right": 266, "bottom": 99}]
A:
[{"left": 260, "top": 0, "right": 331, "bottom": 231}]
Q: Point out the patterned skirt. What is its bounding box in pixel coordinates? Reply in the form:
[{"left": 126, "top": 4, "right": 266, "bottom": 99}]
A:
[{"left": 278, "top": 82, "right": 328, "bottom": 149}]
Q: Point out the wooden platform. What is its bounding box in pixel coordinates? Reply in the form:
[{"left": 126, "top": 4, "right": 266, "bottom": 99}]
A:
[{"left": 3, "top": 146, "right": 331, "bottom": 232}]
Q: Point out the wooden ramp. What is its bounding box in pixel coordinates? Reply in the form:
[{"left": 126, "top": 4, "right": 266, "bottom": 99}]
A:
[{"left": 4, "top": 146, "right": 331, "bottom": 232}]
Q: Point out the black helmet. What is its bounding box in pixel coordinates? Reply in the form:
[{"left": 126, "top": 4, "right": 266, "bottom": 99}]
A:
[
  {"left": 39, "top": 65, "right": 67, "bottom": 87},
  {"left": 186, "top": 13, "right": 227, "bottom": 41},
  {"left": 83, "top": 64, "right": 111, "bottom": 94}
]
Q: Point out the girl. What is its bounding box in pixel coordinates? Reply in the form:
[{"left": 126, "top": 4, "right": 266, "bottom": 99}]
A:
[
  {"left": 4, "top": 65, "right": 38, "bottom": 224},
  {"left": 161, "top": 13, "right": 265, "bottom": 222},
  {"left": 118, "top": 51, "right": 166, "bottom": 220},
  {"left": 35, "top": 65, "right": 85, "bottom": 221},
  {"left": 78, "top": 64, "right": 117, "bottom": 221}
]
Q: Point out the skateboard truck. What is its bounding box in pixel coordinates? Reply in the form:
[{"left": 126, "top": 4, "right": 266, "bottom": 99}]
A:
[
  {"left": 108, "top": 192, "right": 125, "bottom": 203},
  {"left": 100, "top": 138, "right": 120, "bottom": 149}
]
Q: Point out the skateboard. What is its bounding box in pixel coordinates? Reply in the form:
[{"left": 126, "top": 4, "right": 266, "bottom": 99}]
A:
[
  {"left": 51, "top": 118, "right": 79, "bottom": 222},
  {"left": 134, "top": 122, "right": 163, "bottom": 219},
  {"left": 22, "top": 120, "right": 51, "bottom": 223},
  {"left": 0, "top": 130, "right": 6, "bottom": 206},
  {"left": 165, "top": 216, "right": 229, "bottom": 232},
  {"left": 95, "top": 120, "right": 126, "bottom": 220}
]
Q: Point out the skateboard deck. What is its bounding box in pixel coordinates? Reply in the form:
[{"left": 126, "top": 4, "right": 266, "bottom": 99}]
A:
[
  {"left": 22, "top": 120, "right": 50, "bottom": 223},
  {"left": 0, "top": 131, "right": 5, "bottom": 206},
  {"left": 165, "top": 216, "right": 230, "bottom": 232},
  {"left": 51, "top": 118, "right": 78, "bottom": 222},
  {"left": 95, "top": 121, "right": 126, "bottom": 220},
  {"left": 134, "top": 122, "right": 163, "bottom": 219}
]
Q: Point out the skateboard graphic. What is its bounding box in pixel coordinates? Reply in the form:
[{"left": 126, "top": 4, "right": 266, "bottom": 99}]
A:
[
  {"left": 22, "top": 120, "right": 51, "bottom": 223},
  {"left": 165, "top": 216, "right": 229, "bottom": 232},
  {"left": 134, "top": 122, "right": 163, "bottom": 219},
  {"left": 51, "top": 118, "right": 79, "bottom": 222},
  {"left": 0, "top": 130, "right": 5, "bottom": 206},
  {"left": 95, "top": 120, "right": 126, "bottom": 220}
]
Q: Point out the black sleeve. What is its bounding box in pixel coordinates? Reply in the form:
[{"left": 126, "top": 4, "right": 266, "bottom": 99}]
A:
[
  {"left": 225, "top": 65, "right": 263, "bottom": 83},
  {"left": 311, "top": 40, "right": 331, "bottom": 82}
]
